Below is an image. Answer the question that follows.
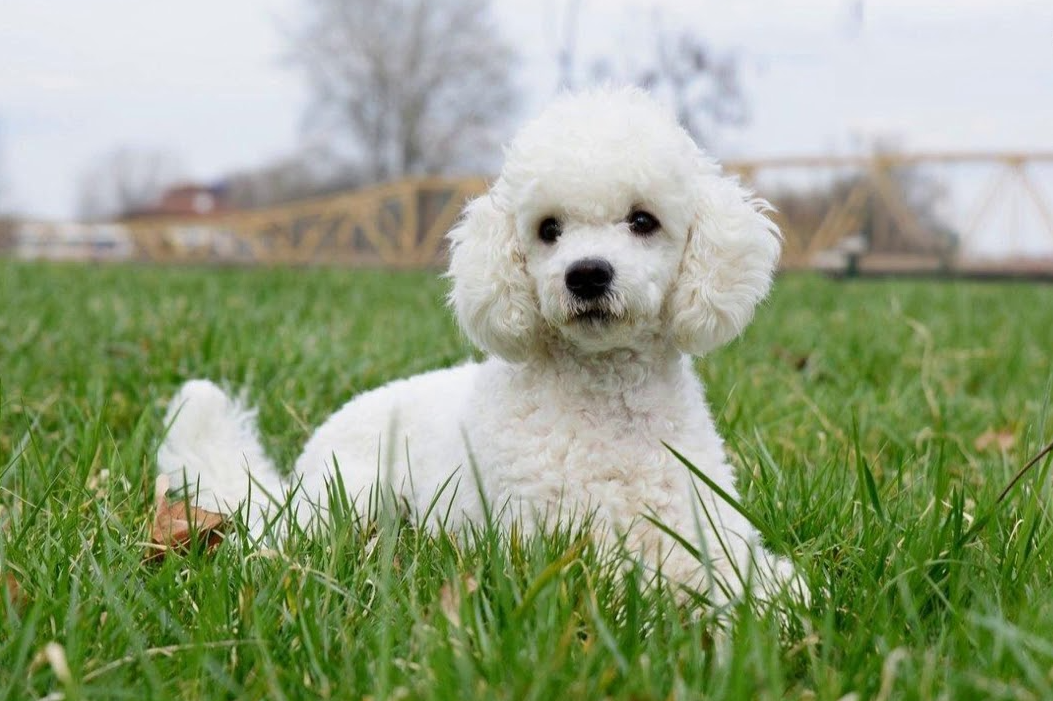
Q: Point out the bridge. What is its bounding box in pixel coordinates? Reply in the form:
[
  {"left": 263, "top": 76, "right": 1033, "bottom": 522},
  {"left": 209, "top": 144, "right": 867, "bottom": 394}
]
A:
[
  {"left": 727, "top": 151, "right": 1053, "bottom": 275},
  {"left": 9, "top": 152, "right": 1053, "bottom": 275}
]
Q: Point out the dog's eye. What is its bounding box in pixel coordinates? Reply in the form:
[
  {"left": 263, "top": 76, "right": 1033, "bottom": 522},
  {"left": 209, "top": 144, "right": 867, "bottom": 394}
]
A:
[
  {"left": 538, "top": 217, "right": 562, "bottom": 243},
  {"left": 628, "top": 210, "right": 661, "bottom": 236}
]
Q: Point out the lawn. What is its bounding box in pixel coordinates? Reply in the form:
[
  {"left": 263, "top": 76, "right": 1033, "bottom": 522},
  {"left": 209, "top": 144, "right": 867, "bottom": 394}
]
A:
[{"left": 2, "top": 259, "right": 1053, "bottom": 700}]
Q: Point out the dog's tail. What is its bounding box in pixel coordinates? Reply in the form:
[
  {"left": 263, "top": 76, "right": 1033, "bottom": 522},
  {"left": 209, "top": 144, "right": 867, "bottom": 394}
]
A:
[{"left": 157, "top": 379, "right": 286, "bottom": 533}]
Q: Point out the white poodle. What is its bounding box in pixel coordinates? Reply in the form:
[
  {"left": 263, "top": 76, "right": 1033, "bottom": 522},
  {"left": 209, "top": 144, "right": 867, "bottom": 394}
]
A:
[{"left": 158, "top": 86, "right": 798, "bottom": 602}]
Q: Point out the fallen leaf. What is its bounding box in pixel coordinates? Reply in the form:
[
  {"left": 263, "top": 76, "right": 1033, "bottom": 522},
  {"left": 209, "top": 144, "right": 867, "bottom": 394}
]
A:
[
  {"left": 438, "top": 575, "right": 478, "bottom": 628},
  {"left": 3, "top": 570, "right": 21, "bottom": 606},
  {"left": 773, "top": 345, "right": 812, "bottom": 371},
  {"left": 975, "top": 429, "right": 1016, "bottom": 452},
  {"left": 145, "top": 475, "right": 228, "bottom": 562}
]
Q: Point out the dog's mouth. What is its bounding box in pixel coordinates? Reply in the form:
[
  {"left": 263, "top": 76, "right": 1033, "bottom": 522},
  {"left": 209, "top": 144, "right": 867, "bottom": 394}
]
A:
[{"left": 571, "top": 307, "right": 618, "bottom": 325}]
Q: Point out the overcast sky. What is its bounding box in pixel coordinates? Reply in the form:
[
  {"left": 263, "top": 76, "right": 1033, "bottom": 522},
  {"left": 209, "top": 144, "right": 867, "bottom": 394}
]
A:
[{"left": 2, "top": 0, "right": 1052, "bottom": 229}]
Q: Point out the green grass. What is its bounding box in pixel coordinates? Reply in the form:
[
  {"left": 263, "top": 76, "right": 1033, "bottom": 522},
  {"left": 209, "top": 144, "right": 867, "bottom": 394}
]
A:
[{"left": 2, "top": 259, "right": 1053, "bottom": 700}]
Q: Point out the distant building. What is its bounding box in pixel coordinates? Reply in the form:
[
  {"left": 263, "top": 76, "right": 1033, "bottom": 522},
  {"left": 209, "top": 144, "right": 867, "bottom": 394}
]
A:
[
  {"left": 0, "top": 217, "right": 17, "bottom": 253},
  {"left": 124, "top": 183, "right": 233, "bottom": 219},
  {"left": 13, "top": 222, "right": 133, "bottom": 262}
]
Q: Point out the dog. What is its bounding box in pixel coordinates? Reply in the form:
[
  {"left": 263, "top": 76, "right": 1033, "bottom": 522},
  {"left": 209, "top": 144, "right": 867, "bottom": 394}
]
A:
[{"left": 158, "top": 86, "right": 798, "bottom": 602}]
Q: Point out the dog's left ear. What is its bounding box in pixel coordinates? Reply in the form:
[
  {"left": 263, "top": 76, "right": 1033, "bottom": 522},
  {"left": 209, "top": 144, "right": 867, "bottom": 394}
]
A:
[{"left": 668, "top": 165, "right": 782, "bottom": 356}]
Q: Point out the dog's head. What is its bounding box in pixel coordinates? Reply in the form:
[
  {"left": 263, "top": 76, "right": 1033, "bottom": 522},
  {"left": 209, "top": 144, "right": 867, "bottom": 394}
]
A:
[{"left": 448, "top": 86, "right": 780, "bottom": 361}]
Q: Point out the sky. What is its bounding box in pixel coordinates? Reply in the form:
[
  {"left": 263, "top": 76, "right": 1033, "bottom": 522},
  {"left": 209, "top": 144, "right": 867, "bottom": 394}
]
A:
[{"left": 2, "top": 0, "right": 1052, "bottom": 252}]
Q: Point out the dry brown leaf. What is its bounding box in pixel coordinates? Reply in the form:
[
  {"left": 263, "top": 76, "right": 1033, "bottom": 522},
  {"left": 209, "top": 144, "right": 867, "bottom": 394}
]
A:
[
  {"left": 438, "top": 575, "right": 478, "bottom": 628},
  {"left": 773, "top": 345, "right": 812, "bottom": 371},
  {"left": 974, "top": 429, "right": 1016, "bottom": 452},
  {"left": 3, "top": 570, "right": 21, "bottom": 606},
  {"left": 145, "top": 475, "right": 228, "bottom": 562}
]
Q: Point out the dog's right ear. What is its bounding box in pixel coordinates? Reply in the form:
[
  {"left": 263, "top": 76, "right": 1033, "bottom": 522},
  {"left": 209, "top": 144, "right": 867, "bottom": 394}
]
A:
[{"left": 447, "top": 194, "right": 541, "bottom": 362}]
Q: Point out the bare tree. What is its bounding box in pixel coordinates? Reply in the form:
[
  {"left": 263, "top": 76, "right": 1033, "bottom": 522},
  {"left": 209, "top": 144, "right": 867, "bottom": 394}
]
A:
[
  {"left": 290, "top": 0, "right": 518, "bottom": 183},
  {"left": 626, "top": 28, "right": 747, "bottom": 146},
  {"left": 770, "top": 167, "right": 957, "bottom": 257},
  {"left": 552, "top": 3, "right": 746, "bottom": 147},
  {"left": 76, "top": 147, "right": 184, "bottom": 221},
  {"left": 553, "top": 0, "right": 582, "bottom": 91},
  {"left": 224, "top": 147, "right": 366, "bottom": 209}
]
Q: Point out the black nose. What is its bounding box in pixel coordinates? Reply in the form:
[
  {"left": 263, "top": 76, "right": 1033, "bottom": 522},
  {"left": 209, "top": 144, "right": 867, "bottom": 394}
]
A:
[{"left": 565, "top": 258, "right": 614, "bottom": 300}]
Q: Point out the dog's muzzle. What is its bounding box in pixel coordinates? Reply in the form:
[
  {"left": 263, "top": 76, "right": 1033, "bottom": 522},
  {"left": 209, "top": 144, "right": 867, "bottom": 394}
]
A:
[{"left": 565, "top": 258, "right": 614, "bottom": 301}]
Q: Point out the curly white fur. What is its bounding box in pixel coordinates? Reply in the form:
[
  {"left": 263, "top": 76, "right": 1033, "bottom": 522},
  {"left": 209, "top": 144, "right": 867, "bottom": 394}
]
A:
[{"left": 158, "top": 87, "right": 798, "bottom": 602}]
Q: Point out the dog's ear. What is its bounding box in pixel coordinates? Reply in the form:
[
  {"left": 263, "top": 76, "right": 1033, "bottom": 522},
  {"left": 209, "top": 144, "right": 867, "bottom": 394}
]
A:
[
  {"left": 447, "top": 194, "right": 541, "bottom": 362},
  {"left": 668, "top": 165, "right": 782, "bottom": 356}
]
